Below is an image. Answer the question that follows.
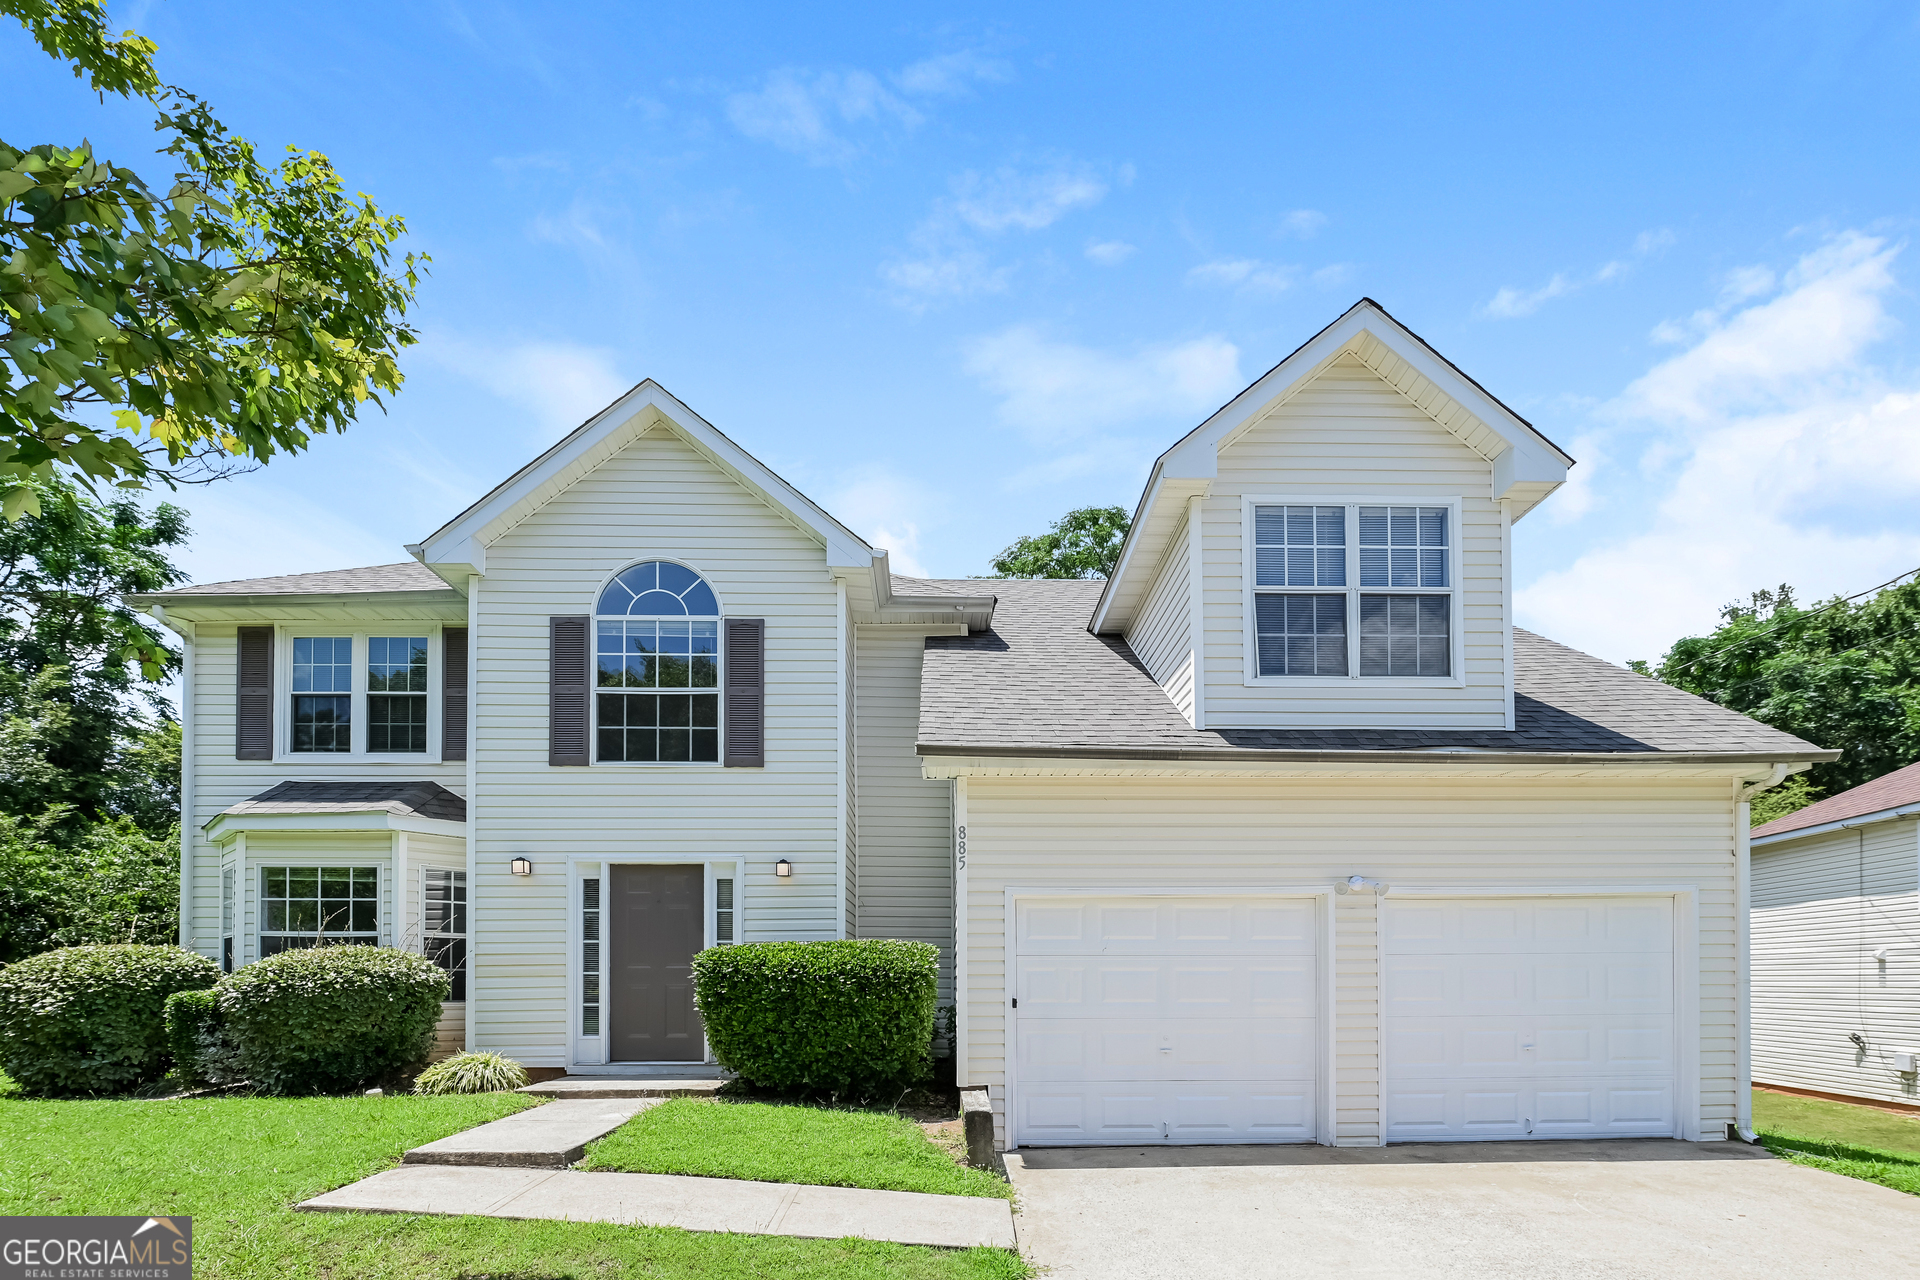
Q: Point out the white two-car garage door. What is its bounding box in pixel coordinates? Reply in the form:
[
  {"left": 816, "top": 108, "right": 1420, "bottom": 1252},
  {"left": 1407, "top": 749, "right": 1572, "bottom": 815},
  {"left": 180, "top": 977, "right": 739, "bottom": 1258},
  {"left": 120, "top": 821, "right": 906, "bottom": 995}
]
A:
[
  {"left": 1383, "top": 896, "right": 1677, "bottom": 1141},
  {"left": 1012, "top": 896, "right": 1318, "bottom": 1146}
]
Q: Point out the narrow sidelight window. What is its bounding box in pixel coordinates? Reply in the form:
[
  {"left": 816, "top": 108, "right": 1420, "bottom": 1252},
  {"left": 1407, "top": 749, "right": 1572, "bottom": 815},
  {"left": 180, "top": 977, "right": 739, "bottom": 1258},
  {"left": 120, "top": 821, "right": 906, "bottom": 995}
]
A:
[
  {"left": 581, "top": 877, "right": 601, "bottom": 1036},
  {"left": 259, "top": 866, "right": 378, "bottom": 955},
  {"left": 221, "top": 866, "right": 236, "bottom": 973},
  {"left": 422, "top": 869, "right": 467, "bottom": 1001},
  {"left": 715, "top": 877, "right": 734, "bottom": 944},
  {"left": 291, "top": 637, "right": 353, "bottom": 752},
  {"left": 368, "top": 636, "right": 429, "bottom": 753}
]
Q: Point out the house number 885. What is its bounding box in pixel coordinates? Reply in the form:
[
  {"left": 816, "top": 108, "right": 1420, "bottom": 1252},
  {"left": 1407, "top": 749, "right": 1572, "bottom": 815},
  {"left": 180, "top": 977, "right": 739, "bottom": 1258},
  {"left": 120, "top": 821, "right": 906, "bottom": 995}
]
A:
[{"left": 956, "top": 825, "right": 966, "bottom": 870}]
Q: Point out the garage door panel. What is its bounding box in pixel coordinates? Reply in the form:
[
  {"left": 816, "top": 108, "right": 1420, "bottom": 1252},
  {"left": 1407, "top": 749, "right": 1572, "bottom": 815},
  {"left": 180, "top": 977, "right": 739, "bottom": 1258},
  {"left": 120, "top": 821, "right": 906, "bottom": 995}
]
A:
[
  {"left": 1014, "top": 896, "right": 1319, "bottom": 1146},
  {"left": 1019, "top": 1082, "right": 1316, "bottom": 1145},
  {"left": 1015, "top": 898, "right": 1316, "bottom": 955},
  {"left": 1385, "top": 1079, "right": 1675, "bottom": 1141},
  {"left": 1383, "top": 895, "right": 1677, "bottom": 1142},
  {"left": 1018, "top": 1017, "right": 1315, "bottom": 1081},
  {"left": 1385, "top": 954, "right": 1673, "bottom": 1017},
  {"left": 1387, "top": 1015, "right": 1676, "bottom": 1079},
  {"left": 1386, "top": 899, "right": 1673, "bottom": 954},
  {"left": 1021, "top": 956, "right": 1315, "bottom": 1018}
]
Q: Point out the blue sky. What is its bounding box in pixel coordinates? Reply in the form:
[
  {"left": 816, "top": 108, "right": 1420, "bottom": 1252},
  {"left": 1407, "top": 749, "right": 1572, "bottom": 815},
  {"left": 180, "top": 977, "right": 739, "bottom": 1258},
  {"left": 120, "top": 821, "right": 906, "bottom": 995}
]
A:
[{"left": 11, "top": 1, "right": 1920, "bottom": 663}]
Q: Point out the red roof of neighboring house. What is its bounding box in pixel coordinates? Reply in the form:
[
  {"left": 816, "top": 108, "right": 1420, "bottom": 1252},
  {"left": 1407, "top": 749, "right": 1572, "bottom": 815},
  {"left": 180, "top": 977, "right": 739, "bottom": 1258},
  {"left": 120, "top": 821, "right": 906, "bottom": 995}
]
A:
[{"left": 1751, "top": 760, "right": 1920, "bottom": 840}]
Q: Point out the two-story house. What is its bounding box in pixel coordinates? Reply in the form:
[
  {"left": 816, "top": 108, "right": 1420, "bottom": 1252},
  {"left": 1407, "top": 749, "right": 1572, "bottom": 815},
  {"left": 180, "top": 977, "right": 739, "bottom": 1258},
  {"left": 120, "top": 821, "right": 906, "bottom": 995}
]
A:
[{"left": 139, "top": 299, "right": 1833, "bottom": 1151}]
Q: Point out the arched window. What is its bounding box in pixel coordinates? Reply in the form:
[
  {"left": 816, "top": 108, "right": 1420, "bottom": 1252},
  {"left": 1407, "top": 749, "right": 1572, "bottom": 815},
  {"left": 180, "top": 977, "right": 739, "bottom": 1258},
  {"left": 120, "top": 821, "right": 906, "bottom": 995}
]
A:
[{"left": 595, "top": 561, "right": 720, "bottom": 763}]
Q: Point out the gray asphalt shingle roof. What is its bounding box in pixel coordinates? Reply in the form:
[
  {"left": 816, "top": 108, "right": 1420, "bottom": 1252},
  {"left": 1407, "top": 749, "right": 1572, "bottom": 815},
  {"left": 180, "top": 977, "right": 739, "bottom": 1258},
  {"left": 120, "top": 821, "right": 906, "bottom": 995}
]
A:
[
  {"left": 152, "top": 562, "right": 453, "bottom": 597},
  {"left": 221, "top": 780, "right": 467, "bottom": 823},
  {"left": 917, "top": 579, "right": 1829, "bottom": 761}
]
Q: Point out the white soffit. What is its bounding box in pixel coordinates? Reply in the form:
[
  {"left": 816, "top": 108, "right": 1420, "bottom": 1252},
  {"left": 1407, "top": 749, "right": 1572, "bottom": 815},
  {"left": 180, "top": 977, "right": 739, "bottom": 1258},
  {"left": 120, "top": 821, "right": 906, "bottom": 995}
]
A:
[
  {"left": 411, "top": 380, "right": 877, "bottom": 581},
  {"left": 1092, "top": 299, "right": 1573, "bottom": 634}
]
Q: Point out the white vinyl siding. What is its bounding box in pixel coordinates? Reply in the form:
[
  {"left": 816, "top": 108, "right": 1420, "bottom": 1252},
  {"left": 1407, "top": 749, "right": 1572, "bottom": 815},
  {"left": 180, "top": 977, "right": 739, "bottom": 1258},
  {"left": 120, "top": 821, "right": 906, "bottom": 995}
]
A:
[
  {"left": 853, "top": 626, "right": 956, "bottom": 1000},
  {"left": 469, "top": 425, "right": 844, "bottom": 1067},
  {"left": 1130, "top": 509, "right": 1196, "bottom": 723},
  {"left": 1752, "top": 821, "right": 1920, "bottom": 1107},
  {"left": 1201, "top": 353, "right": 1507, "bottom": 729},
  {"left": 179, "top": 627, "right": 466, "bottom": 965},
  {"left": 958, "top": 774, "right": 1737, "bottom": 1150}
]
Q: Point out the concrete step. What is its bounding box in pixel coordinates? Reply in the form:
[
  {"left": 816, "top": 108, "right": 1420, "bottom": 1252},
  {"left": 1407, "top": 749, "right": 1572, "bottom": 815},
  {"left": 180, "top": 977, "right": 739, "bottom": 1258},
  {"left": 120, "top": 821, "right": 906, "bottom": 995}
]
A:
[
  {"left": 404, "top": 1098, "right": 654, "bottom": 1168},
  {"left": 518, "top": 1076, "right": 726, "bottom": 1100}
]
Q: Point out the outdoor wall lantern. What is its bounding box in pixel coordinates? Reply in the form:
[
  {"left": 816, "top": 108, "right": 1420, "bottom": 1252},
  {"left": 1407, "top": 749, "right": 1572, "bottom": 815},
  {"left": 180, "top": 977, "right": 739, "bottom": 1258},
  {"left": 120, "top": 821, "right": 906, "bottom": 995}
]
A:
[
  {"left": 774, "top": 858, "right": 793, "bottom": 878},
  {"left": 1333, "top": 875, "right": 1388, "bottom": 895},
  {"left": 509, "top": 857, "right": 533, "bottom": 877}
]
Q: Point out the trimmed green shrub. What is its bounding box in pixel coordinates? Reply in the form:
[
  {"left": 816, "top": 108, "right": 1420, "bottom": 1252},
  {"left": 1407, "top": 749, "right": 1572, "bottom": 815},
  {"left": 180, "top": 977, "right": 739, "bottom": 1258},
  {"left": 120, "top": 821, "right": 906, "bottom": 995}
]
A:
[
  {"left": 163, "top": 987, "right": 243, "bottom": 1087},
  {"left": 221, "top": 944, "right": 448, "bottom": 1095},
  {"left": 0, "top": 944, "right": 218, "bottom": 1095},
  {"left": 693, "top": 939, "right": 938, "bottom": 1099},
  {"left": 414, "top": 1051, "right": 529, "bottom": 1095}
]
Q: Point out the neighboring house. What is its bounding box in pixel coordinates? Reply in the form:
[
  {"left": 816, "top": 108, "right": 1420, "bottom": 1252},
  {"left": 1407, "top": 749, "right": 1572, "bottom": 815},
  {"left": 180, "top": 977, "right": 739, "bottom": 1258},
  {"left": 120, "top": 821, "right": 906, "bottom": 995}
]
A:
[
  {"left": 138, "top": 298, "right": 1833, "bottom": 1149},
  {"left": 1750, "top": 762, "right": 1920, "bottom": 1109}
]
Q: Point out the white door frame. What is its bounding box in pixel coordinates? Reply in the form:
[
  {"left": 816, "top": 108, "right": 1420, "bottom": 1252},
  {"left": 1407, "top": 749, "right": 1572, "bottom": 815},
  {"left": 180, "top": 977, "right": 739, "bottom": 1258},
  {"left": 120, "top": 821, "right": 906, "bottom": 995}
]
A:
[
  {"left": 1002, "top": 884, "right": 1336, "bottom": 1152},
  {"left": 565, "top": 854, "right": 741, "bottom": 1073},
  {"left": 1379, "top": 884, "right": 1702, "bottom": 1143}
]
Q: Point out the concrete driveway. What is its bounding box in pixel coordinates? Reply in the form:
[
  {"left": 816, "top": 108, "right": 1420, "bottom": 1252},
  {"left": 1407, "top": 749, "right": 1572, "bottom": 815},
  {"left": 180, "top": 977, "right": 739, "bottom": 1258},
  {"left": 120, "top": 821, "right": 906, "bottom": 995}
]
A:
[{"left": 1005, "top": 1140, "right": 1920, "bottom": 1279}]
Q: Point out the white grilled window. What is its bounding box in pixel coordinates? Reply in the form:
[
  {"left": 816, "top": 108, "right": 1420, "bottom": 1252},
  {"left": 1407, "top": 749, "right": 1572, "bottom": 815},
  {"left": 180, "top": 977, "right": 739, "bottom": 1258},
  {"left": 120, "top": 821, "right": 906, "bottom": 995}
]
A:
[
  {"left": 1252, "top": 503, "right": 1454, "bottom": 680},
  {"left": 715, "top": 877, "right": 734, "bottom": 944},
  {"left": 581, "top": 877, "right": 601, "bottom": 1036}
]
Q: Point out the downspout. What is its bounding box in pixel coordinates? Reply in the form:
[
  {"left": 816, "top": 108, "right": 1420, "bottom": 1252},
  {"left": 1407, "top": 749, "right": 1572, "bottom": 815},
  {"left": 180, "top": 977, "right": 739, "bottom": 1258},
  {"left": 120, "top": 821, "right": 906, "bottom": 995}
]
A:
[
  {"left": 1733, "top": 761, "right": 1798, "bottom": 1143},
  {"left": 151, "top": 607, "right": 196, "bottom": 953}
]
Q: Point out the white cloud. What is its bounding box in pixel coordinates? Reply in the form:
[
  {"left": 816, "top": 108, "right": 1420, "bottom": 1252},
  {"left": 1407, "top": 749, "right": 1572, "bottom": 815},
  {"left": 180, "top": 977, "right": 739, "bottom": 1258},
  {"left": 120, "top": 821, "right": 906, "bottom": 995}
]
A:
[
  {"left": 883, "top": 161, "right": 1114, "bottom": 307},
  {"left": 1085, "top": 240, "right": 1136, "bottom": 265},
  {"left": 1277, "top": 209, "right": 1326, "bottom": 238},
  {"left": 962, "top": 326, "right": 1243, "bottom": 439},
  {"left": 1186, "top": 258, "right": 1294, "bottom": 294},
  {"left": 427, "top": 335, "right": 631, "bottom": 439},
  {"left": 725, "top": 69, "right": 920, "bottom": 165},
  {"left": 893, "top": 50, "right": 1011, "bottom": 96},
  {"left": 827, "top": 465, "right": 943, "bottom": 577},
  {"left": 1482, "top": 229, "right": 1674, "bottom": 318},
  {"left": 1517, "top": 231, "right": 1920, "bottom": 663},
  {"left": 1311, "top": 262, "right": 1353, "bottom": 287},
  {"left": 950, "top": 165, "right": 1108, "bottom": 232}
]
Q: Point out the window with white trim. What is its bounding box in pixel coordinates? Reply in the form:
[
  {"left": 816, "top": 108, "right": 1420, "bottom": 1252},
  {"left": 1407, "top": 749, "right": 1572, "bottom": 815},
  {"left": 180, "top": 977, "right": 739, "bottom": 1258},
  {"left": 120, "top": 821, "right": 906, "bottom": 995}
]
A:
[
  {"left": 286, "top": 632, "right": 435, "bottom": 756},
  {"left": 581, "top": 877, "right": 601, "bottom": 1036},
  {"left": 423, "top": 869, "right": 467, "bottom": 1001},
  {"left": 594, "top": 561, "right": 721, "bottom": 763},
  {"left": 259, "top": 866, "right": 379, "bottom": 955},
  {"left": 1252, "top": 503, "right": 1453, "bottom": 679}
]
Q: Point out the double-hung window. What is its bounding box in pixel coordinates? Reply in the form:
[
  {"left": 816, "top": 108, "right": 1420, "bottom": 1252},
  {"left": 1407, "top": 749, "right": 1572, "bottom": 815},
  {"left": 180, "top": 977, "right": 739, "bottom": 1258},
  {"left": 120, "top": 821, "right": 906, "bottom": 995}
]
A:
[
  {"left": 422, "top": 869, "right": 467, "bottom": 1001},
  {"left": 595, "top": 561, "right": 721, "bottom": 763},
  {"left": 1251, "top": 502, "right": 1455, "bottom": 680},
  {"left": 286, "top": 633, "right": 434, "bottom": 756}
]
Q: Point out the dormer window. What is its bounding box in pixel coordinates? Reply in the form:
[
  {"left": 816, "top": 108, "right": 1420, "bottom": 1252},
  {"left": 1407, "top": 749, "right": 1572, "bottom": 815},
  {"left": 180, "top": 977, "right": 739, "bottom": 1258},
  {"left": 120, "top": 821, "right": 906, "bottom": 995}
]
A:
[{"left": 1248, "top": 501, "right": 1457, "bottom": 682}]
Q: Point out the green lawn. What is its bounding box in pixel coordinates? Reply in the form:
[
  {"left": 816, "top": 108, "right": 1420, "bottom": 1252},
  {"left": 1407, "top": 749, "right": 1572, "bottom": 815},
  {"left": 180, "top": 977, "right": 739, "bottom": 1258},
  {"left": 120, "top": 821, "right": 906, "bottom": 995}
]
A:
[
  {"left": 1754, "top": 1088, "right": 1920, "bottom": 1197},
  {"left": 0, "top": 1080, "right": 1026, "bottom": 1279},
  {"left": 583, "top": 1097, "right": 1014, "bottom": 1200}
]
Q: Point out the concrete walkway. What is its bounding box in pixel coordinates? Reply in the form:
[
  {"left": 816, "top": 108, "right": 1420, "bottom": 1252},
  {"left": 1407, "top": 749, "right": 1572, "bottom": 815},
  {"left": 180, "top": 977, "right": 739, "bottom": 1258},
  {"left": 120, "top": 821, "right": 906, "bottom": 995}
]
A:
[
  {"left": 405, "top": 1098, "right": 658, "bottom": 1168},
  {"left": 1004, "top": 1139, "right": 1920, "bottom": 1279},
  {"left": 297, "top": 1165, "right": 1018, "bottom": 1250}
]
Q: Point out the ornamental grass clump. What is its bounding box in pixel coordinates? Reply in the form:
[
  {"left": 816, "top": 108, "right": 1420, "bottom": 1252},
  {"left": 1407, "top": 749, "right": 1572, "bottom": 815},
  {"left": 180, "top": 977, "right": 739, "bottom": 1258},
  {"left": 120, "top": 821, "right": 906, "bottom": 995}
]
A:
[
  {"left": 692, "top": 938, "right": 938, "bottom": 1100},
  {"left": 0, "top": 944, "right": 218, "bottom": 1095},
  {"left": 220, "top": 944, "right": 448, "bottom": 1095},
  {"left": 413, "top": 1051, "right": 529, "bottom": 1095}
]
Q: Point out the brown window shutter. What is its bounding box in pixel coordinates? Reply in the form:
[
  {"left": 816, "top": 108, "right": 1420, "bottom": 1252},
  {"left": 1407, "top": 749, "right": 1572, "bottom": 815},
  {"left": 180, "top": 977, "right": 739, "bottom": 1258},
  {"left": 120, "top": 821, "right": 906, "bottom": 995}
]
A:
[
  {"left": 549, "top": 616, "right": 590, "bottom": 766},
  {"left": 236, "top": 626, "right": 274, "bottom": 760},
  {"left": 442, "top": 627, "right": 469, "bottom": 762},
  {"left": 724, "top": 617, "right": 765, "bottom": 768}
]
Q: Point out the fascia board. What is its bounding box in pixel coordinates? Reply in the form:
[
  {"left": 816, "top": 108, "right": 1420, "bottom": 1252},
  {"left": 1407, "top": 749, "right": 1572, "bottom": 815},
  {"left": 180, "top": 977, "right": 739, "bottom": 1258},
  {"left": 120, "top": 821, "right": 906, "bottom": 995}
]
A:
[
  {"left": 131, "top": 591, "right": 468, "bottom": 624},
  {"left": 916, "top": 745, "right": 1837, "bottom": 775},
  {"left": 1749, "top": 803, "right": 1920, "bottom": 847},
  {"left": 1089, "top": 473, "right": 1209, "bottom": 634},
  {"left": 204, "top": 811, "right": 467, "bottom": 841},
  {"left": 414, "top": 381, "right": 876, "bottom": 571}
]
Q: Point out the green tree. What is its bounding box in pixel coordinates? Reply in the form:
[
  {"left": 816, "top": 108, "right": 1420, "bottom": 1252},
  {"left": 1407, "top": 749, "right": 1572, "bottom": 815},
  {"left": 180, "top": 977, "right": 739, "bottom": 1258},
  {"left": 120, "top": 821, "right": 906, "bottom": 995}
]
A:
[
  {"left": 989, "top": 505, "right": 1132, "bottom": 579},
  {"left": 0, "top": 0, "right": 424, "bottom": 517},
  {"left": 1636, "top": 580, "right": 1920, "bottom": 820}
]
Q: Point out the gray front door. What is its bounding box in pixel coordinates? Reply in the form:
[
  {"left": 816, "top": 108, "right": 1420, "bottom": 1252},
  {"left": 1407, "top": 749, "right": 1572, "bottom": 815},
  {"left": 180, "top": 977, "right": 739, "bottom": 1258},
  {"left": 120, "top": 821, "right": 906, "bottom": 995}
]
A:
[{"left": 608, "top": 863, "right": 706, "bottom": 1062}]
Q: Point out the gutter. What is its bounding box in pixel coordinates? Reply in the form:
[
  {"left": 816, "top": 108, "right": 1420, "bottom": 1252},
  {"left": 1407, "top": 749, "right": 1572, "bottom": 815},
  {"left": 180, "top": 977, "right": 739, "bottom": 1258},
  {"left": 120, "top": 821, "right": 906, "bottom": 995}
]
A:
[
  {"left": 128, "top": 588, "right": 462, "bottom": 610},
  {"left": 916, "top": 742, "right": 1842, "bottom": 768},
  {"left": 1750, "top": 802, "right": 1920, "bottom": 847}
]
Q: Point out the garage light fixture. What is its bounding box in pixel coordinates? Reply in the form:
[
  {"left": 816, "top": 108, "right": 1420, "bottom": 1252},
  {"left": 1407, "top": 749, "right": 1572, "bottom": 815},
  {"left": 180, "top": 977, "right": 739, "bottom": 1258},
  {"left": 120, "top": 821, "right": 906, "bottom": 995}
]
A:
[
  {"left": 509, "top": 857, "right": 533, "bottom": 877},
  {"left": 1334, "top": 875, "right": 1389, "bottom": 895},
  {"left": 775, "top": 858, "right": 793, "bottom": 878}
]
